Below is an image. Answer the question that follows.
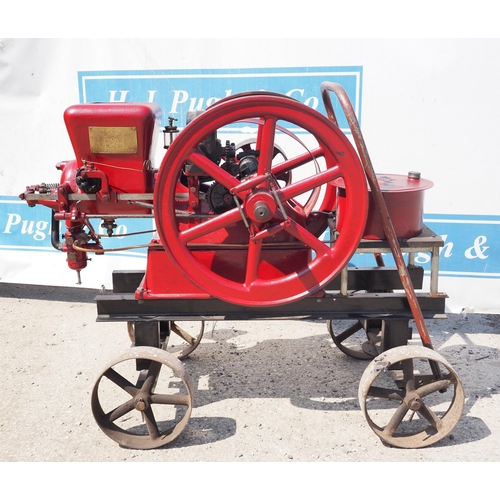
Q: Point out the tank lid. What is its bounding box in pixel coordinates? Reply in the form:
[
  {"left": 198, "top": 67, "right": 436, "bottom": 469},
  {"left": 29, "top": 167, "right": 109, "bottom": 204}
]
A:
[{"left": 334, "top": 173, "right": 433, "bottom": 192}]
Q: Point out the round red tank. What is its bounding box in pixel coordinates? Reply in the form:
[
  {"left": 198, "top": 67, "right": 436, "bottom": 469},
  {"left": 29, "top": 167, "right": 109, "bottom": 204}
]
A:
[{"left": 335, "top": 172, "right": 433, "bottom": 240}]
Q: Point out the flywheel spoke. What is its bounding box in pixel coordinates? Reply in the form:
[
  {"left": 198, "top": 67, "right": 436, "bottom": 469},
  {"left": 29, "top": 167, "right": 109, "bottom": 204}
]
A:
[
  {"left": 245, "top": 238, "right": 263, "bottom": 286},
  {"left": 280, "top": 164, "right": 342, "bottom": 202},
  {"left": 271, "top": 147, "right": 325, "bottom": 178},
  {"left": 284, "top": 218, "right": 330, "bottom": 256},
  {"left": 187, "top": 150, "right": 240, "bottom": 191},
  {"left": 180, "top": 208, "right": 242, "bottom": 244},
  {"left": 257, "top": 116, "right": 277, "bottom": 176}
]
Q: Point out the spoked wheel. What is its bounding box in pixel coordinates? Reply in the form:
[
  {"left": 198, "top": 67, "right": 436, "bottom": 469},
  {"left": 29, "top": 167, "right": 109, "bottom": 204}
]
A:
[
  {"left": 168, "top": 321, "right": 205, "bottom": 360},
  {"left": 91, "top": 346, "right": 194, "bottom": 450},
  {"left": 327, "top": 319, "right": 375, "bottom": 360},
  {"left": 359, "top": 345, "right": 465, "bottom": 449},
  {"left": 154, "top": 93, "right": 368, "bottom": 307},
  {"left": 127, "top": 321, "right": 205, "bottom": 360}
]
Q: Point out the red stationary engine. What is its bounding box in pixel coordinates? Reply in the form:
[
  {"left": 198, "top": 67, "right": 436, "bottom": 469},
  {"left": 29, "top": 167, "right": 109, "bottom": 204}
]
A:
[
  {"left": 20, "top": 86, "right": 464, "bottom": 452},
  {"left": 21, "top": 92, "right": 369, "bottom": 306}
]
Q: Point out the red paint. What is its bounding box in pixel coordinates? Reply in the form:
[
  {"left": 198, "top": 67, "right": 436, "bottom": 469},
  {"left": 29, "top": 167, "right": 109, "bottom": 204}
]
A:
[{"left": 335, "top": 173, "right": 433, "bottom": 240}]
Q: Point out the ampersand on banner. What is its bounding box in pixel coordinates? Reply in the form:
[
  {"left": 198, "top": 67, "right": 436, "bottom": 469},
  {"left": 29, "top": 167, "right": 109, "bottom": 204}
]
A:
[{"left": 464, "top": 235, "right": 489, "bottom": 260}]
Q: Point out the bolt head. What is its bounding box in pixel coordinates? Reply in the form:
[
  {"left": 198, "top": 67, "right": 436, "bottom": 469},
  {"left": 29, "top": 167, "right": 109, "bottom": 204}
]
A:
[
  {"left": 408, "top": 398, "right": 422, "bottom": 411},
  {"left": 135, "top": 399, "right": 146, "bottom": 411}
]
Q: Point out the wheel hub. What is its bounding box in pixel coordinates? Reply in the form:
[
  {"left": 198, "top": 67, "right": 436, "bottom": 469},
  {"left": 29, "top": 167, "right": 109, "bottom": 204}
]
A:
[
  {"left": 405, "top": 393, "right": 422, "bottom": 411},
  {"left": 134, "top": 398, "right": 148, "bottom": 411},
  {"left": 245, "top": 190, "right": 278, "bottom": 223}
]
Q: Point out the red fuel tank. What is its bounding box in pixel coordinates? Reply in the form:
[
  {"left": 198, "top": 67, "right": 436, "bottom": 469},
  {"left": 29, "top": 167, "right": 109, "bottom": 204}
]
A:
[{"left": 335, "top": 172, "right": 433, "bottom": 240}]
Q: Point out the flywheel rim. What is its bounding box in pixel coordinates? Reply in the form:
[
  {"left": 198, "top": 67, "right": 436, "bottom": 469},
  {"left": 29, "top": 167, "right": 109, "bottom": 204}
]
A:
[{"left": 154, "top": 94, "right": 368, "bottom": 306}]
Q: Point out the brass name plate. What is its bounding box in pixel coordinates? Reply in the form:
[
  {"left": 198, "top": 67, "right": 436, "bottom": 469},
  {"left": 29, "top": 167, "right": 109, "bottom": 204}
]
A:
[{"left": 89, "top": 127, "right": 138, "bottom": 154}]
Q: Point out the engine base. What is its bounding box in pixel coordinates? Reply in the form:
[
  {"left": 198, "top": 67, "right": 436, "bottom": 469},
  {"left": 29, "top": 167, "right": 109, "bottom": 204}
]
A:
[
  {"left": 99, "top": 224, "right": 446, "bottom": 321},
  {"left": 137, "top": 240, "right": 313, "bottom": 300}
]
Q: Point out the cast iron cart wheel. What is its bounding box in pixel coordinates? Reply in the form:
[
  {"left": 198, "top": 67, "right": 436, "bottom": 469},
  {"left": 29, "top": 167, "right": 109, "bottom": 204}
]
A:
[
  {"left": 127, "top": 321, "right": 205, "bottom": 360},
  {"left": 359, "top": 345, "right": 465, "bottom": 449},
  {"left": 168, "top": 321, "right": 205, "bottom": 360},
  {"left": 154, "top": 93, "right": 368, "bottom": 307},
  {"left": 91, "top": 346, "right": 194, "bottom": 450},
  {"left": 326, "top": 319, "right": 375, "bottom": 360}
]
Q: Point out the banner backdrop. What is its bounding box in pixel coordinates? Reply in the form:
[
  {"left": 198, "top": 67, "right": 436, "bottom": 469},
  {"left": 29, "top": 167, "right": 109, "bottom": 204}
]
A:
[{"left": 1, "top": 38, "right": 499, "bottom": 313}]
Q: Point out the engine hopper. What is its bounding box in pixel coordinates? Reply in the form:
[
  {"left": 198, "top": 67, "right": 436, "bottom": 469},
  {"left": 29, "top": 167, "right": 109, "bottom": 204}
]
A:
[{"left": 63, "top": 102, "right": 162, "bottom": 194}]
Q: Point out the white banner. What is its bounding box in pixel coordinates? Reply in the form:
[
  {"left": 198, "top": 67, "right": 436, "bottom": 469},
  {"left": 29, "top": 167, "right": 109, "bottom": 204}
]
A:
[{"left": 1, "top": 38, "right": 499, "bottom": 312}]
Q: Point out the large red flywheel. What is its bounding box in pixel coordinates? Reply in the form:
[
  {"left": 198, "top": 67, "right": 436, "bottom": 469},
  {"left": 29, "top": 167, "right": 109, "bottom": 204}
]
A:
[{"left": 154, "top": 93, "right": 368, "bottom": 306}]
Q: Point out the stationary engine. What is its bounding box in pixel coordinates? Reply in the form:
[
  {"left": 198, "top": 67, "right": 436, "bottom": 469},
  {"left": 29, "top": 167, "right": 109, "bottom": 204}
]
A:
[
  {"left": 20, "top": 85, "right": 464, "bottom": 452},
  {"left": 21, "top": 91, "right": 369, "bottom": 306}
]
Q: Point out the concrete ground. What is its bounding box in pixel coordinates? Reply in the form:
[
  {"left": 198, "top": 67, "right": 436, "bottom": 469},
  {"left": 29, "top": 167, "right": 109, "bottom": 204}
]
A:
[{"left": 1, "top": 281, "right": 500, "bottom": 464}]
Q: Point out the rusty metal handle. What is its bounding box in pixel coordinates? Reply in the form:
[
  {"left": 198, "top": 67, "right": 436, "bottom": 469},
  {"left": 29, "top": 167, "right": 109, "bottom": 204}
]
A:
[{"left": 320, "top": 81, "right": 435, "bottom": 351}]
